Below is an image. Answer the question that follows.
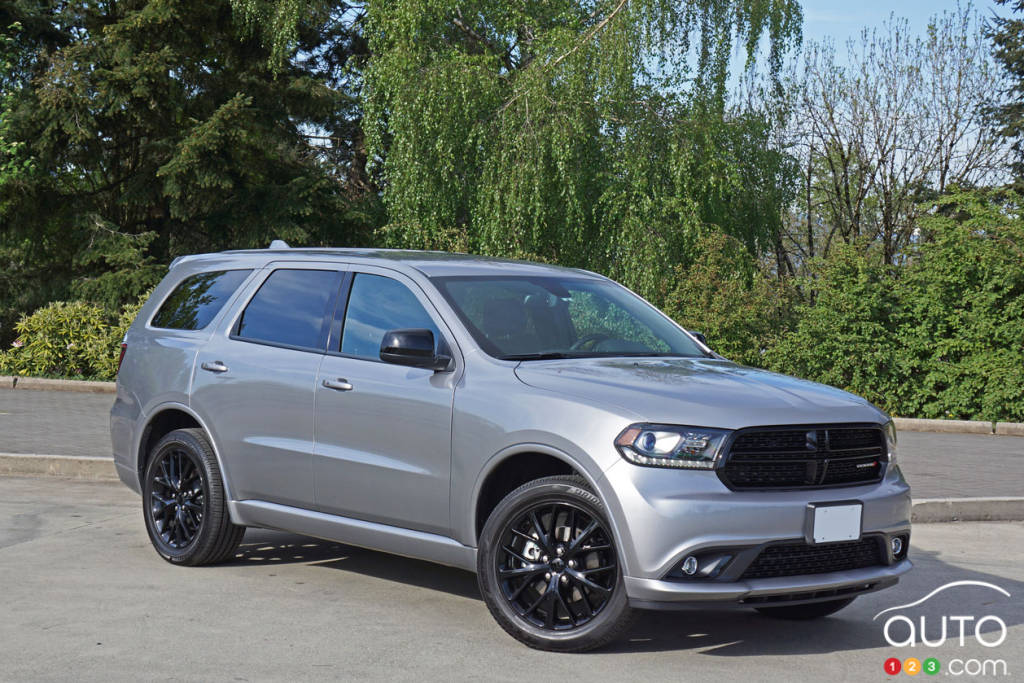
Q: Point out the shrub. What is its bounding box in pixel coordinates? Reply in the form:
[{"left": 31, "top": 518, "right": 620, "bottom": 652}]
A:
[
  {"left": 764, "top": 244, "right": 905, "bottom": 414},
  {"left": 892, "top": 190, "right": 1024, "bottom": 421},
  {"left": 0, "top": 298, "right": 141, "bottom": 381},
  {"left": 663, "top": 231, "right": 796, "bottom": 367}
]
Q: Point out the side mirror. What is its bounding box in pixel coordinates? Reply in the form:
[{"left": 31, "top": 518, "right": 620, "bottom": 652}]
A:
[
  {"left": 688, "top": 330, "right": 709, "bottom": 347},
  {"left": 379, "top": 329, "right": 451, "bottom": 372}
]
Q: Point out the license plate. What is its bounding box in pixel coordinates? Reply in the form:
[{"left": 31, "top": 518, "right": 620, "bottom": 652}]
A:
[{"left": 809, "top": 503, "right": 862, "bottom": 544}]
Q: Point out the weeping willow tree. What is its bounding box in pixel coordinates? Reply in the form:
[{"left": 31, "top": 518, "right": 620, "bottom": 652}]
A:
[{"left": 234, "top": 0, "right": 801, "bottom": 302}]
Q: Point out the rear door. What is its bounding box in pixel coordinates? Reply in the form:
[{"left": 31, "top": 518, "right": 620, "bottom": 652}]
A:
[
  {"left": 312, "top": 266, "right": 459, "bottom": 535},
  {"left": 191, "top": 265, "right": 343, "bottom": 509}
]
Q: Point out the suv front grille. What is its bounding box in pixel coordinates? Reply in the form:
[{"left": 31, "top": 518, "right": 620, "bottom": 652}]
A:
[
  {"left": 741, "top": 538, "right": 885, "bottom": 579},
  {"left": 719, "top": 425, "right": 886, "bottom": 490}
]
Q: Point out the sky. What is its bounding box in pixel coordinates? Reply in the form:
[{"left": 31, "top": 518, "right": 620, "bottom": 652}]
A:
[{"left": 800, "top": 0, "right": 1008, "bottom": 46}]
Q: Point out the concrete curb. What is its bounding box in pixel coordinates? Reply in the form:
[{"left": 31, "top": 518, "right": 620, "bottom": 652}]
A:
[
  {"left": 911, "top": 497, "right": 1024, "bottom": 523},
  {"left": 0, "top": 375, "right": 116, "bottom": 393},
  {"left": 0, "top": 453, "right": 118, "bottom": 480},
  {"left": 894, "top": 417, "right": 1024, "bottom": 437},
  {"left": 894, "top": 417, "right": 994, "bottom": 434}
]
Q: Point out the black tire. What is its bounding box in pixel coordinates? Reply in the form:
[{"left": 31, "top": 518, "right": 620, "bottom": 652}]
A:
[
  {"left": 477, "top": 475, "right": 634, "bottom": 652},
  {"left": 754, "top": 597, "right": 855, "bottom": 620},
  {"left": 142, "top": 428, "right": 244, "bottom": 566}
]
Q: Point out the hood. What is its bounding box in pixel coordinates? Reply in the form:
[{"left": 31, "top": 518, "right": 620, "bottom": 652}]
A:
[{"left": 513, "top": 357, "right": 886, "bottom": 430}]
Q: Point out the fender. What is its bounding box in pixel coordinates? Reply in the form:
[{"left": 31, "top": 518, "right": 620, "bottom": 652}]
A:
[
  {"left": 469, "top": 441, "right": 630, "bottom": 571},
  {"left": 135, "top": 400, "right": 238, "bottom": 509}
]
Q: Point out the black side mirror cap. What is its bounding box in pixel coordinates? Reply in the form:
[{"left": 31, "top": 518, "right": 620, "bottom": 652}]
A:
[
  {"left": 688, "top": 330, "right": 709, "bottom": 347},
  {"left": 379, "top": 328, "right": 452, "bottom": 372}
]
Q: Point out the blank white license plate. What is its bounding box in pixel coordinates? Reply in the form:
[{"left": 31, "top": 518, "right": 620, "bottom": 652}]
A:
[{"left": 811, "top": 503, "right": 862, "bottom": 544}]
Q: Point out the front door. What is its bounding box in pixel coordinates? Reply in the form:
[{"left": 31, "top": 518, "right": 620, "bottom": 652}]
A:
[{"left": 313, "top": 268, "right": 457, "bottom": 535}]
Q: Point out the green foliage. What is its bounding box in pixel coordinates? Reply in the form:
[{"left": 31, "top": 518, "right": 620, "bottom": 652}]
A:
[
  {"left": 362, "top": 0, "right": 801, "bottom": 303},
  {"left": 0, "top": 0, "right": 376, "bottom": 345},
  {"left": 763, "top": 189, "right": 1024, "bottom": 421},
  {"left": 0, "top": 298, "right": 142, "bottom": 380},
  {"left": 893, "top": 189, "right": 1024, "bottom": 421},
  {"left": 765, "top": 244, "right": 904, "bottom": 412},
  {"left": 663, "top": 231, "right": 796, "bottom": 367},
  {"left": 989, "top": 0, "right": 1024, "bottom": 180}
]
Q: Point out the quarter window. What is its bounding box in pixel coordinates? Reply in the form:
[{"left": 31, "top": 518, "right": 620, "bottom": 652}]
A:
[
  {"left": 152, "top": 269, "right": 252, "bottom": 331},
  {"left": 236, "top": 269, "right": 341, "bottom": 350},
  {"left": 340, "top": 273, "right": 440, "bottom": 359}
]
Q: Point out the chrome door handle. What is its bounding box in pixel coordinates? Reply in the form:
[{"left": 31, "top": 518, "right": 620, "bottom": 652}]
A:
[
  {"left": 322, "top": 378, "right": 354, "bottom": 392},
  {"left": 201, "top": 360, "right": 229, "bottom": 373}
]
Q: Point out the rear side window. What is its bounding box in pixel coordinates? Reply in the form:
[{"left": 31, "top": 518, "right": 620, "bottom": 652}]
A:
[
  {"left": 235, "top": 269, "right": 341, "bottom": 350},
  {"left": 151, "top": 269, "right": 252, "bottom": 330}
]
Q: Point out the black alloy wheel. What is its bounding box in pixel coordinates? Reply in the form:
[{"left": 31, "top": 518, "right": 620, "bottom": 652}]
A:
[
  {"left": 149, "top": 447, "right": 205, "bottom": 550},
  {"left": 142, "top": 428, "right": 245, "bottom": 566},
  {"left": 478, "top": 475, "right": 634, "bottom": 651},
  {"left": 496, "top": 502, "right": 617, "bottom": 630}
]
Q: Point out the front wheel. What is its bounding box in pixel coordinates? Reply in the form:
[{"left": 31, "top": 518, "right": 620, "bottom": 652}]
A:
[
  {"left": 477, "top": 475, "right": 634, "bottom": 652},
  {"left": 142, "top": 428, "right": 244, "bottom": 566},
  {"left": 754, "top": 597, "right": 855, "bottom": 620}
]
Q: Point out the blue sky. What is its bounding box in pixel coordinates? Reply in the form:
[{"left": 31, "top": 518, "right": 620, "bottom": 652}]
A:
[{"left": 800, "top": 0, "right": 1006, "bottom": 45}]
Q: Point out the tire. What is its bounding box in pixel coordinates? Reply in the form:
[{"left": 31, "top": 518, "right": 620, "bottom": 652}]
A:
[
  {"left": 477, "top": 475, "right": 634, "bottom": 652},
  {"left": 754, "top": 597, "right": 855, "bottom": 620},
  {"left": 142, "top": 428, "right": 245, "bottom": 566}
]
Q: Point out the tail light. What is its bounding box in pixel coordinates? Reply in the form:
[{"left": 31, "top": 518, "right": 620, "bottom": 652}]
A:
[{"left": 117, "top": 342, "right": 127, "bottom": 374}]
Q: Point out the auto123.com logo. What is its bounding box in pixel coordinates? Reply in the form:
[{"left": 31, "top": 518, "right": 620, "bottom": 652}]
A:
[{"left": 875, "top": 581, "right": 1012, "bottom": 676}]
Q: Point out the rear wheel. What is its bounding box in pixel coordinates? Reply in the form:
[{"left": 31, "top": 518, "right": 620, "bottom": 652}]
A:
[
  {"left": 142, "top": 428, "right": 244, "bottom": 566},
  {"left": 477, "top": 475, "right": 633, "bottom": 652},
  {"left": 754, "top": 597, "right": 855, "bottom": 620}
]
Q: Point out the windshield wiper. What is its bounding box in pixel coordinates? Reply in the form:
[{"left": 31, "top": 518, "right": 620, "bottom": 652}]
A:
[{"left": 498, "top": 352, "right": 576, "bottom": 361}]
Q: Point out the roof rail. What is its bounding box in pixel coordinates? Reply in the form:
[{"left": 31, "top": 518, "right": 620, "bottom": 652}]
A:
[{"left": 269, "top": 239, "right": 290, "bottom": 249}]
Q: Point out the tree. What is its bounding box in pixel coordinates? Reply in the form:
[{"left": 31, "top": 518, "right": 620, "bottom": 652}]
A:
[
  {"left": 359, "top": 0, "right": 801, "bottom": 304},
  {"left": 0, "top": 0, "right": 376, "bottom": 343},
  {"left": 989, "top": 0, "right": 1024, "bottom": 180},
  {"left": 783, "top": 5, "right": 1007, "bottom": 269}
]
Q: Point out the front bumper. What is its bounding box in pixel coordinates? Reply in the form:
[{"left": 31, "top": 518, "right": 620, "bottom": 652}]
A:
[
  {"left": 597, "top": 458, "right": 913, "bottom": 606},
  {"left": 626, "top": 559, "right": 912, "bottom": 609}
]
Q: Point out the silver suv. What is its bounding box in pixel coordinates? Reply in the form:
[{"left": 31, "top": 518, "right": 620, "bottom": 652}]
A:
[{"left": 111, "top": 246, "right": 912, "bottom": 651}]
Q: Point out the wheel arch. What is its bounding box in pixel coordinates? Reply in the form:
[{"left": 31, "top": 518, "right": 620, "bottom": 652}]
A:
[
  {"left": 471, "top": 444, "right": 617, "bottom": 544},
  {"left": 136, "top": 402, "right": 235, "bottom": 503}
]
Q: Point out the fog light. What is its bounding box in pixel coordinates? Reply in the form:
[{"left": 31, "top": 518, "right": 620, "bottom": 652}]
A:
[
  {"left": 681, "top": 556, "right": 699, "bottom": 576},
  {"left": 891, "top": 537, "right": 904, "bottom": 557}
]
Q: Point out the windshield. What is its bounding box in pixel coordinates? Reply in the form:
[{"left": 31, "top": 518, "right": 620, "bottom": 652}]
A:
[{"left": 431, "top": 275, "right": 708, "bottom": 360}]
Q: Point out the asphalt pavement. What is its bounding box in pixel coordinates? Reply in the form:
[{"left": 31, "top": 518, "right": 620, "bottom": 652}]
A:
[
  {"left": 0, "top": 476, "right": 1021, "bottom": 682},
  {"left": 2, "top": 389, "right": 1021, "bottom": 498}
]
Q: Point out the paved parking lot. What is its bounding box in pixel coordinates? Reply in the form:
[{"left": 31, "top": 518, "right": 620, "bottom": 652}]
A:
[
  {"left": 0, "top": 476, "right": 1021, "bottom": 682},
  {"left": 2, "top": 389, "right": 1021, "bottom": 498}
]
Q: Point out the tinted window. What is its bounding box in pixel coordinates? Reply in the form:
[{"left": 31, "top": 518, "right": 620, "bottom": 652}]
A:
[
  {"left": 152, "top": 269, "right": 252, "bottom": 330},
  {"left": 236, "top": 269, "right": 341, "bottom": 349},
  {"left": 340, "top": 274, "right": 440, "bottom": 359}
]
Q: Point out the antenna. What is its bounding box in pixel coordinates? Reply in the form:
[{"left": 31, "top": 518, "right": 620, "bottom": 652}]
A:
[{"left": 269, "top": 239, "right": 290, "bottom": 249}]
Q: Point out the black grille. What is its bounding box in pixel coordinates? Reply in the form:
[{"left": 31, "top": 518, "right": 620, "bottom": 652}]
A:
[
  {"left": 720, "top": 425, "right": 886, "bottom": 490},
  {"left": 741, "top": 538, "right": 885, "bottom": 579}
]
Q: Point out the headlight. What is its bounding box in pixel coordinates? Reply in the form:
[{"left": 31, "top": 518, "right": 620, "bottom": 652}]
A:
[
  {"left": 614, "top": 424, "right": 731, "bottom": 469},
  {"left": 883, "top": 419, "right": 898, "bottom": 465}
]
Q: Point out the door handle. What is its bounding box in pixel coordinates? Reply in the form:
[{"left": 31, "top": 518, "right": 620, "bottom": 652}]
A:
[
  {"left": 201, "top": 360, "right": 229, "bottom": 373},
  {"left": 322, "top": 378, "right": 354, "bottom": 392}
]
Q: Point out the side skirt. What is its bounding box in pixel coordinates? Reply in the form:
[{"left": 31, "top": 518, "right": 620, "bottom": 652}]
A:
[{"left": 229, "top": 500, "right": 477, "bottom": 572}]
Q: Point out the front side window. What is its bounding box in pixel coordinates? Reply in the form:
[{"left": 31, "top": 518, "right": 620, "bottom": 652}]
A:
[
  {"left": 340, "top": 273, "right": 440, "bottom": 359},
  {"left": 236, "top": 269, "right": 341, "bottom": 349},
  {"left": 432, "top": 275, "right": 707, "bottom": 360},
  {"left": 152, "top": 269, "right": 252, "bottom": 330}
]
